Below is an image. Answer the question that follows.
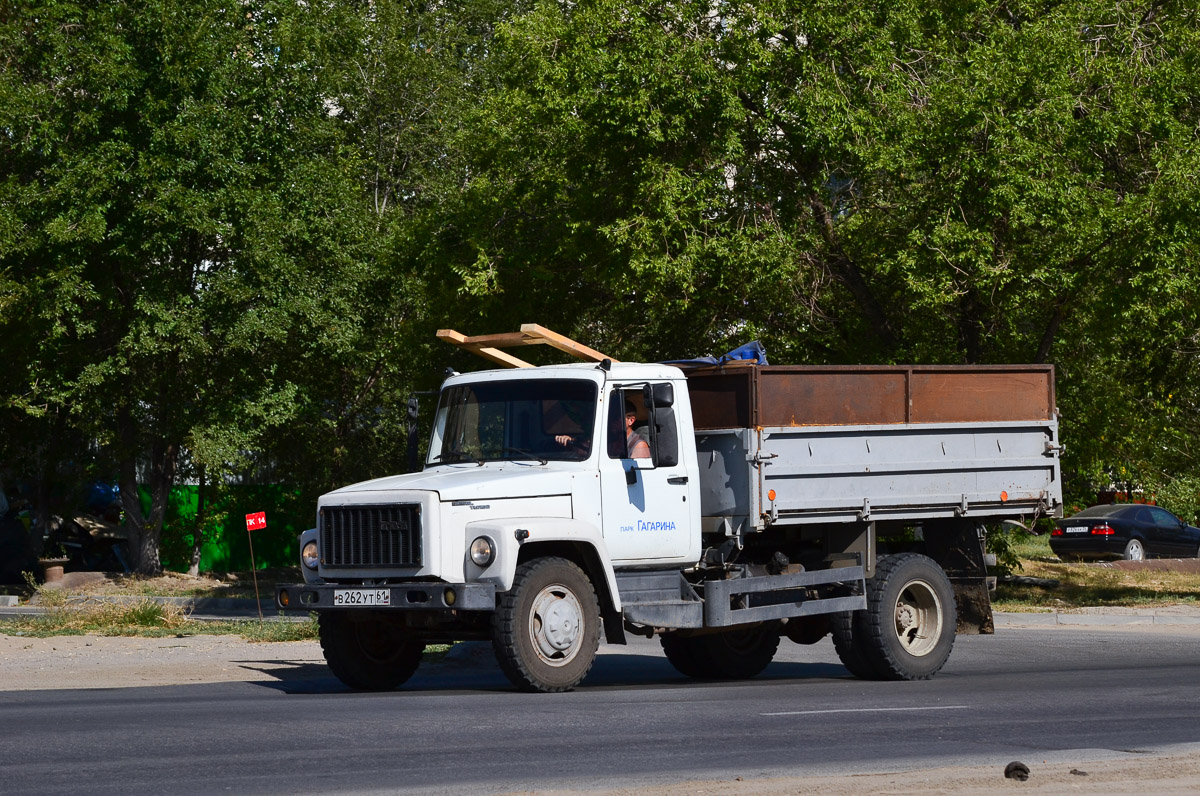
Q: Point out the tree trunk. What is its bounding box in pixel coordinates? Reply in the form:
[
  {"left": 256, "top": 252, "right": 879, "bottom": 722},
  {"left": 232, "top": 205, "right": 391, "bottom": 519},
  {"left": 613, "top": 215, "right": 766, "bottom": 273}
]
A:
[
  {"left": 118, "top": 455, "right": 148, "bottom": 573},
  {"left": 116, "top": 409, "right": 177, "bottom": 576},
  {"left": 188, "top": 467, "right": 207, "bottom": 577},
  {"left": 1034, "top": 296, "right": 1069, "bottom": 364},
  {"left": 957, "top": 291, "right": 983, "bottom": 365},
  {"left": 807, "top": 194, "right": 899, "bottom": 353},
  {"left": 32, "top": 451, "right": 50, "bottom": 559}
]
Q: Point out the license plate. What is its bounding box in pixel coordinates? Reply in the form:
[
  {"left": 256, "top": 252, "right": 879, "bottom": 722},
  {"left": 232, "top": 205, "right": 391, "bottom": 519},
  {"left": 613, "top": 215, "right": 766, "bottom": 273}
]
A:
[
  {"left": 1065, "top": 526, "right": 1089, "bottom": 534},
  {"left": 333, "top": 588, "right": 391, "bottom": 607}
]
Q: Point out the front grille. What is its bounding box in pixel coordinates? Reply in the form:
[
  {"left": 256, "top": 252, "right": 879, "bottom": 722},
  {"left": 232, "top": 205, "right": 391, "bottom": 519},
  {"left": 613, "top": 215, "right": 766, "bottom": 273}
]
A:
[{"left": 321, "top": 504, "right": 422, "bottom": 568}]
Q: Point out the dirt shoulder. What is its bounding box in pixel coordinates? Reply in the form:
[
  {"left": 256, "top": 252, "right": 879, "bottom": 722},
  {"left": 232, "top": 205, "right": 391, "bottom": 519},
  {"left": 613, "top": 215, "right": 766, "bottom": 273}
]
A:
[
  {"left": 0, "top": 634, "right": 323, "bottom": 690},
  {"left": 553, "top": 752, "right": 1200, "bottom": 795}
]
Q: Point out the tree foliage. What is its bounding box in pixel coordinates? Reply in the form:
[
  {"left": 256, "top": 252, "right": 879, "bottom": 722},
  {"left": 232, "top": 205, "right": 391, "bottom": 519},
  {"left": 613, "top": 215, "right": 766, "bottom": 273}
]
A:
[
  {"left": 440, "top": 0, "right": 1200, "bottom": 499},
  {"left": 1, "top": 0, "right": 374, "bottom": 571},
  {"left": 3, "top": 0, "right": 1199, "bottom": 571}
]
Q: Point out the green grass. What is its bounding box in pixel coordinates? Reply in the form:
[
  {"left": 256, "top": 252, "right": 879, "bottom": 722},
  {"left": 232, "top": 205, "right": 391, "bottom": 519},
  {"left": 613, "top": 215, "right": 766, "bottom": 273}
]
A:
[
  {"left": 1008, "top": 529, "right": 1056, "bottom": 562},
  {"left": 1, "top": 591, "right": 456, "bottom": 653},
  {"left": 992, "top": 531, "right": 1200, "bottom": 610},
  {"left": 2, "top": 598, "right": 321, "bottom": 641}
]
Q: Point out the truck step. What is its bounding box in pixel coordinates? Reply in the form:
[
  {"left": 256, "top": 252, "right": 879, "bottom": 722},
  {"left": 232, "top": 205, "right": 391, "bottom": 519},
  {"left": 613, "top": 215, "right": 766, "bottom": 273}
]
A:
[{"left": 615, "top": 570, "right": 699, "bottom": 605}]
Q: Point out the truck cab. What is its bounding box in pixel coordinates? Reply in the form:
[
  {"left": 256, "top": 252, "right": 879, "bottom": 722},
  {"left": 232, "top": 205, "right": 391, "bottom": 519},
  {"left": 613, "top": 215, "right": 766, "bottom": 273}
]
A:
[{"left": 279, "top": 363, "right": 711, "bottom": 692}]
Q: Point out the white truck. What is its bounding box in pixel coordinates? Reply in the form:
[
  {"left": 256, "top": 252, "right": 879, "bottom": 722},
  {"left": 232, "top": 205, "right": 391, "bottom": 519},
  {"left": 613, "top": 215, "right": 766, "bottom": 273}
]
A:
[{"left": 277, "top": 332, "right": 1062, "bottom": 692}]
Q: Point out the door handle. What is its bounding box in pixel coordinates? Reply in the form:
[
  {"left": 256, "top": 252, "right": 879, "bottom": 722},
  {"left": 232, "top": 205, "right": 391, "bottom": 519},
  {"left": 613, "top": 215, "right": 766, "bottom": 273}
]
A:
[{"left": 667, "top": 476, "right": 688, "bottom": 485}]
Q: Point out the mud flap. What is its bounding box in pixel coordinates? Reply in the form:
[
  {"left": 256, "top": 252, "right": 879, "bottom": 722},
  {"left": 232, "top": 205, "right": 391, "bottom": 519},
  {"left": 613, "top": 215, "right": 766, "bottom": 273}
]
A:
[
  {"left": 921, "top": 518, "right": 994, "bottom": 635},
  {"left": 949, "top": 579, "right": 994, "bottom": 634}
]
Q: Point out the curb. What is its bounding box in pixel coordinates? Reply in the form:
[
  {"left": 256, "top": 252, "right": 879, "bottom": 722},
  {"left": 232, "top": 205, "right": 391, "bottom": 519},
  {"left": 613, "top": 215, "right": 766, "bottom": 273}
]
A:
[{"left": 994, "top": 611, "right": 1200, "bottom": 627}]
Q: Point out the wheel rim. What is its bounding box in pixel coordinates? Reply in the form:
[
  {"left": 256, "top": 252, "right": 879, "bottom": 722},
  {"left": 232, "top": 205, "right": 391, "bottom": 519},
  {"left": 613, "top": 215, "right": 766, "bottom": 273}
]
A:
[
  {"left": 892, "top": 579, "right": 942, "bottom": 657},
  {"left": 528, "top": 582, "right": 584, "bottom": 667},
  {"left": 1128, "top": 541, "right": 1144, "bottom": 560}
]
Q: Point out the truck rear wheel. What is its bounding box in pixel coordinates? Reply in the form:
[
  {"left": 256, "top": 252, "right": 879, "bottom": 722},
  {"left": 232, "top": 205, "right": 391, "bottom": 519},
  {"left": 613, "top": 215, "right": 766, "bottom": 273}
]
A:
[
  {"left": 830, "top": 609, "right": 883, "bottom": 679},
  {"left": 660, "top": 633, "right": 711, "bottom": 678},
  {"left": 660, "top": 624, "right": 781, "bottom": 680},
  {"left": 319, "top": 612, "right": 425, "bottom": 691},
  {"left": 492, "top": 556, "right": 601, "bottom": 693},
  {"left": 857, "top": 553, "right": 956, "bottom": 680}
]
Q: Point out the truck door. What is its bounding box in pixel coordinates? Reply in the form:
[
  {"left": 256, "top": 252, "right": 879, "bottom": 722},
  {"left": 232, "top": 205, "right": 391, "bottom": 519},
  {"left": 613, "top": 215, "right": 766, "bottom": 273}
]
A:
[{"left": 599, "top": 384, "right": 697, "bottom": 563}]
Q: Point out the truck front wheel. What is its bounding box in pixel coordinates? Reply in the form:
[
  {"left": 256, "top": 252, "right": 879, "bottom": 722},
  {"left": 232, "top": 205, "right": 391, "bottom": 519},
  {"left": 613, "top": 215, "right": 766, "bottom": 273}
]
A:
[
  {"left": 319, "top": 612, "right": 425, "bottom": 691},
  {"left": 492, "top": 557, "right": 601, "bottom": 693},
  {"left": 856, "top": 553, "right": 956, "bottom": 680}
]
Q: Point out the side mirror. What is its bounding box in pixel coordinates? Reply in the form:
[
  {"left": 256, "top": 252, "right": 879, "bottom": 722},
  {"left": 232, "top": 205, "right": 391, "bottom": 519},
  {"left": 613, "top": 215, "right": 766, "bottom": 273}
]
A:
[
  {"left": 644, "top": 382, "right": 674, "bottom": 408},
  {"left": 641, "top": 382, "right": 679, "bottom": 468}
]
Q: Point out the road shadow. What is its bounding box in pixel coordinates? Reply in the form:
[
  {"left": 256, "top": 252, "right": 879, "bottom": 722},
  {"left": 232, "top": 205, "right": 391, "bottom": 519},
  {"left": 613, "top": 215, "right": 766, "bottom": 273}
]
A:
[
  {"left": 239, "top": 642, "right": 852, "bottom": 695},
  {"left": 234, "top": 660, "right": 337, "bottom": 692}
]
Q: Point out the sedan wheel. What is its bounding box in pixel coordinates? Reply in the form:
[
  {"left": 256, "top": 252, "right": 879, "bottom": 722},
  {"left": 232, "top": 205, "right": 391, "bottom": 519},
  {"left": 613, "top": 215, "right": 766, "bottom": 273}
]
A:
[{"left": 1123, "top": 538, "right": 1146, "bottom": 561}]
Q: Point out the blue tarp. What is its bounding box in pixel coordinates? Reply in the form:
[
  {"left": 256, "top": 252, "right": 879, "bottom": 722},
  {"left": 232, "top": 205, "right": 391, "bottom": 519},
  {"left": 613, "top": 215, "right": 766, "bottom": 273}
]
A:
[{"left": 662, "top": 340, "right": 768, "bottom": 368}]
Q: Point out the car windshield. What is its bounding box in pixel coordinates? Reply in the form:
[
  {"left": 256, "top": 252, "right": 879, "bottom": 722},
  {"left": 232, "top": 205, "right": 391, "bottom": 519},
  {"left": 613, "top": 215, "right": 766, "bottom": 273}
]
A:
[{"left": 427, "top": 378, "right": 598, "bottom": 465}]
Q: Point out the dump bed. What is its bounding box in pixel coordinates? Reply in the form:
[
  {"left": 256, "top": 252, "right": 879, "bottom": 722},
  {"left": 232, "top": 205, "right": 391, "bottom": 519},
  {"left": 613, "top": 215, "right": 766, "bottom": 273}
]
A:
[{"left": 685, "top": 365, "right": 1062, "bottom": 532}]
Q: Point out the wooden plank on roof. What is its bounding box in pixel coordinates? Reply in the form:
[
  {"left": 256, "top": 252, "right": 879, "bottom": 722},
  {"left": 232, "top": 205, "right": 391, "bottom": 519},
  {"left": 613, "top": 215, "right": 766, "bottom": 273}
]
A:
[
  {"left": 471, "top": 347, "right": 534, "bottom": 368},
  {"left": 519, "top": 323, "right": 616, "bottom": 363},
  {"left": 436, "top": 329, "right": 534, "bottom": 368},
  {"left": 436, "top": 324, "right": 614, "bottom": 367}
]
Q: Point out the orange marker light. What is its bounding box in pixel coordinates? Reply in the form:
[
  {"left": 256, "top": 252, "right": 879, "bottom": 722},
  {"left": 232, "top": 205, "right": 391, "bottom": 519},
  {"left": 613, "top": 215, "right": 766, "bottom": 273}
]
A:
[
  {"left": 767, "top": 489, "right": 776, "bottom": 501},
  {"left": 1000, "top": 491, "right": 1009, "bottom": 502}
]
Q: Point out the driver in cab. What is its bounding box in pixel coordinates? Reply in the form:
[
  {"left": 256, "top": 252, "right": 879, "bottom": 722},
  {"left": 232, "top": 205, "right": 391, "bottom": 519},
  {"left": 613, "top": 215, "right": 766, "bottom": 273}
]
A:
[{"left": 556, "top": 400, "right": 649, "bottom": 458}]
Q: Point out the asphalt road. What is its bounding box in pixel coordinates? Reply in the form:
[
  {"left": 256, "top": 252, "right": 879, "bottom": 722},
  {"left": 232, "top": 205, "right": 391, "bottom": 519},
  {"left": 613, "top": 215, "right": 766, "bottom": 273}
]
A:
[{"left": 2, "top": 626, "right": 1199, "bottom": 795}]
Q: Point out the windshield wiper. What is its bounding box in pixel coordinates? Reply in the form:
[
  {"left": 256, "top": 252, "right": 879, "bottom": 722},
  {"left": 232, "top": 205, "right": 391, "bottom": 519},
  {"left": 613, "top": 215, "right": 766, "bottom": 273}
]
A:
[
  {"left": 502, "top": 447, "right": 548, "bottom": 465},
  {"left": 429, "top": 449, "right": 484, "bottom": 466}
]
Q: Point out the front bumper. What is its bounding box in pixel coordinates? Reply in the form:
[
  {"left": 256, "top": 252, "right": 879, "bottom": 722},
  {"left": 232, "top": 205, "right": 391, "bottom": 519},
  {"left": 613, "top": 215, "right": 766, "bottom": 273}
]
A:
[{"left": 275, "top": 582, "right": 497, "bottom": 612}]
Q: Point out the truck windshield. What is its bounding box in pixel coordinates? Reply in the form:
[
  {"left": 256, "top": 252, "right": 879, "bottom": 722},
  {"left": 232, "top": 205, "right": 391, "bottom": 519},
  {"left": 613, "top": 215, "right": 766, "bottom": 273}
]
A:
[{"left": 427, "top": 378, "right": 598, "bottom": 465}]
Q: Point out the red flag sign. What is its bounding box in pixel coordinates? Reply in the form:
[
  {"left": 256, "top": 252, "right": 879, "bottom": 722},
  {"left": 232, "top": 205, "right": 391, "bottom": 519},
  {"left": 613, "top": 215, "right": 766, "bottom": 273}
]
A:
[{"left": 245, "top": 511, "right": 267, "bottom": 531}]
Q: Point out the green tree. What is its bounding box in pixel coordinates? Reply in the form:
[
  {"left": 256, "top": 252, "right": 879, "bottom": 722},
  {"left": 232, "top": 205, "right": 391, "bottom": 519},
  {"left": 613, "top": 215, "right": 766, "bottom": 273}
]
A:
[
  {"left": 257, "top": 0, "right": 531, "bottom": 497},
  {"left": 0, "top": 0, "right": 368, "bottom": 572}
]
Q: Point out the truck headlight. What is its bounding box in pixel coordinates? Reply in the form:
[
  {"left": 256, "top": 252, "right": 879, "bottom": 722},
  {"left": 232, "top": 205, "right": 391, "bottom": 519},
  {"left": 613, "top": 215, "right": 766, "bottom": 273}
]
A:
[
  {"left": 469, "top": 536, "right": 495, "bottom": 567},
  {"left": 301, "top": 541, "right": 319, "bottom": 570}
]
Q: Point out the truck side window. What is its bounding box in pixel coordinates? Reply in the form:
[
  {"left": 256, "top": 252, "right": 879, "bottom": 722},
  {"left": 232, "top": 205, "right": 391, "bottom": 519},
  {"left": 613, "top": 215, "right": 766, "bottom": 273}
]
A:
[
  {"left": 606, "top": 392, "right": 625, "bottom": 458},
  {"left": 607, "top": 389, "right": 648, "bottom": 459}
]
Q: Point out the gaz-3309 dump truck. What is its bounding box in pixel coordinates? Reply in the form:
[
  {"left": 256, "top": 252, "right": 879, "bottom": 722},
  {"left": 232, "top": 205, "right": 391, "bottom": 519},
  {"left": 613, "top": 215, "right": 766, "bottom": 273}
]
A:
[{"left": 276, "top": 326, "right": 1063, "bottom": 692}]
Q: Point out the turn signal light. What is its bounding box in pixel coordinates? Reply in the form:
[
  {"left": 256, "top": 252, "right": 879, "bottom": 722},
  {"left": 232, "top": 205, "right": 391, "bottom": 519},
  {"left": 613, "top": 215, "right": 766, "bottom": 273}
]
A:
[
  {"left": 279, "top": 589, "right": 290, "bottom": 607},
  {"left": 1090, "top": 524, "right": 1115, "bottom": 536}
]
